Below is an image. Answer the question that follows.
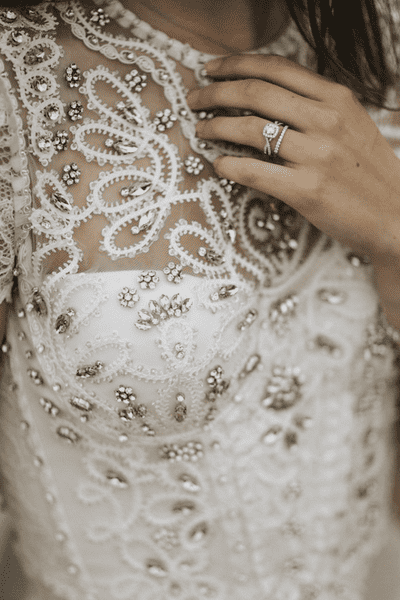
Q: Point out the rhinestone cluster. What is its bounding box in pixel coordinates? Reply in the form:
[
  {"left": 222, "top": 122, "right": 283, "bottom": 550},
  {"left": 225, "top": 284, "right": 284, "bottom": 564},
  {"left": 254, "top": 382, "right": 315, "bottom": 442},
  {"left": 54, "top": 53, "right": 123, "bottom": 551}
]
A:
[
  {"left": 64, "top": 63, "right": 82, "bottom": 88},
  {"left": 269, "top": 294, "right": 299, "bottom": 336},
  {"left": 138, "top": 270, "right": 160, "bottom": 290},
  {"left": 153, "top": 108, "right": 177, "bottom": 132},
  {"left": 159, "top": 441, "right": 204, "bottom": 462},
  {"left": 205, "top": 366, "right": 229, "bottom": 402},
  {"left": 135, "top": 294, "right": 193, "bottom": 330},
  {"left": 115, "top": 385, "right": 137, "bottom": 404},
  {"left": 117, "top": 394, "right": 154, "bottom": 435},
  {"left": 261, "top": 365, "right": 305, "bottom": 410},
  {"left": 253, "top": 199, "right": 299, "bottom": 256},
  {"left": 163, "top": 262, "right": 183, "bottom": 284},
  {"left": 124, "top": 69, "right": 147, "bottom": 92},
  {"left": 67, "top": 101, "right": 83, "bottom": 121},
  {"left": 117, "top": 287, "right": 140, "bottom": 308},
  {"left": 219, "top": 178, "right": 239, "bottom": 194},
  {"left": 53, "top": 130, "right": 69, "bottom": 151},
  {"left": 61, "top": 163, "right": 81, "bottom": 186},
  {"left": 184, "top": 155, "right": 204, "bottom": 175},
  {"left": 89, "top": 7, "right": 110, "bottom": 26}
]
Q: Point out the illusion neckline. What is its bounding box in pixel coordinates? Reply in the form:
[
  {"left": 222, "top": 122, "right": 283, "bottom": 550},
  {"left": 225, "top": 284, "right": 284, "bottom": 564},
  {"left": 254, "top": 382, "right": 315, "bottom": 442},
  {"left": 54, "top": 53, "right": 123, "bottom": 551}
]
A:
[{"left": 89, "top": 0, "right": 301, "bottom": 70}]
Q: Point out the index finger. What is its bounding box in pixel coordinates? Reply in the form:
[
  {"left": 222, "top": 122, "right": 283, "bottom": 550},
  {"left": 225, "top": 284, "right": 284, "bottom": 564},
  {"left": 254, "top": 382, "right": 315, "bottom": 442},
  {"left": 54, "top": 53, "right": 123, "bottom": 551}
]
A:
[{"left": 204, "top": 54, "right": 342, "bottom": 104}]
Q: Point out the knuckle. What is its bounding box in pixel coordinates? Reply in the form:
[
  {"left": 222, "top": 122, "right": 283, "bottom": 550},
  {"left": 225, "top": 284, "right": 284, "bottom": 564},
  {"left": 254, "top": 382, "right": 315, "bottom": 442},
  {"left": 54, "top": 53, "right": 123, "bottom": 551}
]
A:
[
  {"left": 322, "top": 107, "right": 343, "bottom": 132},
  {"left": 336, "top": 83, "right": 356, "bottom": 102},
  {"left": 233, "top": 54, "right": 252, "bottom": 71},
  {"left": 316, "top": 138, "right": 341, "bottom": 164},
  {"left": 211, "top": 82, "right": 228, "bottom": 105},
  {"left": 241, "top": 79, "right": 263, "bottom": 99}
]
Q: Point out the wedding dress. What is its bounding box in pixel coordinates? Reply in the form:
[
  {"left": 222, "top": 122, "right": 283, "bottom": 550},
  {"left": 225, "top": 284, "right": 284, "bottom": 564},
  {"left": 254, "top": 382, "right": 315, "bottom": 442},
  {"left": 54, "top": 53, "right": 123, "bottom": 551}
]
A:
[{"left": 0, "top": 1, "right": 400, "bottom": 599}]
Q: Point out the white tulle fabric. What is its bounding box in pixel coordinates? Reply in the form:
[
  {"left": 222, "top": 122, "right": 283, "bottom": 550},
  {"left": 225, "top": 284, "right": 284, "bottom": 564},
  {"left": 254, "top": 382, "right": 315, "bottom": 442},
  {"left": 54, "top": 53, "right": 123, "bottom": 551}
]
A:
[{"left": 0, "top": 2, "right": 400, "bottom": 600}]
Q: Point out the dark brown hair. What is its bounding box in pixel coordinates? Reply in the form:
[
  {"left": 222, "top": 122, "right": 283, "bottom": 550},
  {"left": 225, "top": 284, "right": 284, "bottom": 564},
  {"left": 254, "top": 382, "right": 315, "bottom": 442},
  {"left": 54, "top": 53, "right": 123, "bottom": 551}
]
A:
[
  {"left": 6, "top": 0, "right": 400, "bottom": 110},
  {"left": 284, "top": 0, "right": 400, "bottom": 110}
]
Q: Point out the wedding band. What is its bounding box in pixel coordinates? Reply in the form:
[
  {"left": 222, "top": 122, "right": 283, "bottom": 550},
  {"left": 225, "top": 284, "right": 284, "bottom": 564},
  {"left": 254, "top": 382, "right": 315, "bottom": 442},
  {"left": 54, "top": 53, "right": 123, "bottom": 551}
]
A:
[
  {"left": 262, "top": 121, "right": 283, "bottom": 156},
  {"left": 272, "top": 125, "right": 289, "bottom": 160}
]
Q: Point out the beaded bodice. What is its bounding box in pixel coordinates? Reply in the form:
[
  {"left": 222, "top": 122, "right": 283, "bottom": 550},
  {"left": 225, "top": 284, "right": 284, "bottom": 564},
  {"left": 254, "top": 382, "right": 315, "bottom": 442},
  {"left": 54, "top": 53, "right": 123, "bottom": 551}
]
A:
[{"left": 0, "top": 2, "right": 399, "bottom": 600}]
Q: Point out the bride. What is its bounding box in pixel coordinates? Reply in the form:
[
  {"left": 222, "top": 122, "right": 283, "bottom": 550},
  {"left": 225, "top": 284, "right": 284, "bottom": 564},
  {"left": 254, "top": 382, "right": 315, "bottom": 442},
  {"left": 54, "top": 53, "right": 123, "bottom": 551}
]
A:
[{"left": 0, "top": 0, "right": 400, "bottom": 598}]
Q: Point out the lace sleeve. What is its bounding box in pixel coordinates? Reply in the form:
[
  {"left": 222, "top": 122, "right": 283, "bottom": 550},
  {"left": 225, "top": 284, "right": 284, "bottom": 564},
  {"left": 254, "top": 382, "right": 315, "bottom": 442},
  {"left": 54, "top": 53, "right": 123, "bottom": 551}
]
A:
[{"left": 0, "top": 68, "right": 18, "bottom": 305}]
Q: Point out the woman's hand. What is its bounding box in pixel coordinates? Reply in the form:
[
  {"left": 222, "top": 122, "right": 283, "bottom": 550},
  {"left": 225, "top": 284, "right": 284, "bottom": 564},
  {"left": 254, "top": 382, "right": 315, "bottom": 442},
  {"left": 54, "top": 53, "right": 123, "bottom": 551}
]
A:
[{"left": 186, "top": 54, "right": 400, "bottom": 265}]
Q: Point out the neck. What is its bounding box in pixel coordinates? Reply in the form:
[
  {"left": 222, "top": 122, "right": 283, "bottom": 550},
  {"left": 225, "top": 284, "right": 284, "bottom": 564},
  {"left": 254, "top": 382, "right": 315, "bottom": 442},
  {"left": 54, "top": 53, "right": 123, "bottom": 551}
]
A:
[{"left": 122, "top": 0, "right": 290, "bottom": 55}]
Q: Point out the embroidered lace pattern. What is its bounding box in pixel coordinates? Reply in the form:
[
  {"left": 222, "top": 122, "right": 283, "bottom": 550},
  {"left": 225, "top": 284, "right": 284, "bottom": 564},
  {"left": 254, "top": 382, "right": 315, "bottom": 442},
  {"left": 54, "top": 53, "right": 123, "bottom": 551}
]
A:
[{"left": 0, "top": 2, "right": 399, "bottom": 600}]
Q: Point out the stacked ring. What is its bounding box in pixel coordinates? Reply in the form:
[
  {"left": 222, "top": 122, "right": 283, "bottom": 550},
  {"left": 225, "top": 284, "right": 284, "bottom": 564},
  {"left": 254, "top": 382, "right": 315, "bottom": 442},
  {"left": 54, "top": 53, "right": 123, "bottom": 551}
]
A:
[{"left": 262, "top": 120, "right": 289, "bottom": 161}]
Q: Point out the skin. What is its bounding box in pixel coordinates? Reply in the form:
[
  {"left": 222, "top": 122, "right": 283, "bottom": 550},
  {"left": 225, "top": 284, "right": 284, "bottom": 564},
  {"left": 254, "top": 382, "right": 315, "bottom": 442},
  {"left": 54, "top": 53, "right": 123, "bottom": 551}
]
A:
[{"left": 124, "top": 0, "right": 291, "bottom": 54}]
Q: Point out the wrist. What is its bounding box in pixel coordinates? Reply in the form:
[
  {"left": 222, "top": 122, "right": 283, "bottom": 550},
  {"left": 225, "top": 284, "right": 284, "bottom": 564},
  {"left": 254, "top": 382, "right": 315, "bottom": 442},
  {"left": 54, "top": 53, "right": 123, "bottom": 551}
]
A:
[{"left": 372, "top": 252, "right": 400, "bottom": 333}]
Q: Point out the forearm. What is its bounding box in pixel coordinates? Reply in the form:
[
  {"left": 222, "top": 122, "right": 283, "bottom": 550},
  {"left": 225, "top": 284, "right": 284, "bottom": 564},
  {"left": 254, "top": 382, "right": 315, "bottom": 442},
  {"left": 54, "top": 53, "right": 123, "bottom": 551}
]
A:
[{"left": 373, "top": 252, "right": 400, "bottom": 335}]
